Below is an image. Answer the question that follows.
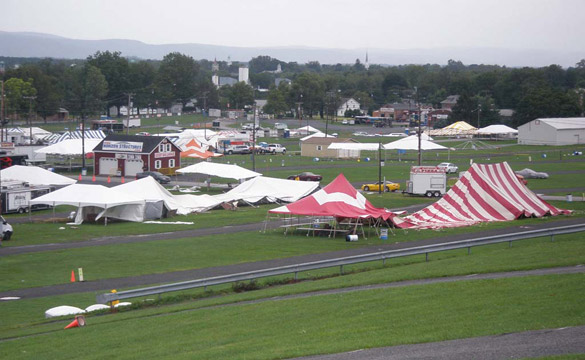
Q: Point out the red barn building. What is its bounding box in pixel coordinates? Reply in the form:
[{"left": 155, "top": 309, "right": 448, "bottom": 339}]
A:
[{"left": 93, "top": 134, "right": 181, "bottom": 177}]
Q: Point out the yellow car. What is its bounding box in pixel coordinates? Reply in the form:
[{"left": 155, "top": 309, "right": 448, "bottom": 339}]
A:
[{"left": 361, "top": 181, "right": 400, "bottom": 192}]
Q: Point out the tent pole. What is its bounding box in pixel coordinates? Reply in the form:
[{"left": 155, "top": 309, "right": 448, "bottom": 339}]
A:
[{"left": 52, "top": 202, "right": 55, "bottom": 223}]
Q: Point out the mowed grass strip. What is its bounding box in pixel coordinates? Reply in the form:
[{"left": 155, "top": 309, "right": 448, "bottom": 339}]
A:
[
  {"left": 2, "top": 202, "right": 583, "bottom": 293},
  {"left": 1, "top": 273, "right": 583, "bottom": 360},
  {"left": 1, "top": 232, "right": 583, "bottom": 337}
]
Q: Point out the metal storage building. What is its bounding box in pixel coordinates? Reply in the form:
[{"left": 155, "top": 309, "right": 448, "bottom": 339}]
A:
[{"left": 518, "top": 118, "right": 585, "bottom": 145}]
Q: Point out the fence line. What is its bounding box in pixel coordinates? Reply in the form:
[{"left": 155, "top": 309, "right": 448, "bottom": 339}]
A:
[{"left": 96, "top": 223, "right": 585, "bottom": 304}]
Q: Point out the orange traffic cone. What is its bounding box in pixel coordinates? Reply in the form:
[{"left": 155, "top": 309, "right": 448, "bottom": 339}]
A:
[
  {"left": 78, "top": 174, "right": 82, "bottom": 181},
  {"left": 92, "top": 174, "right": 96, "bottom": 182},
  {"left": 70, "top": 270, "right": 76, "bottom": 282},
  {"left": 107, "top": 176, "right": 111, "bottom": 184},
  {"left": 121, "top": 176, "right": 125, "bottom": 184},
  {"left": 64, "top": 315, "right": 86, "bottom": 329}
]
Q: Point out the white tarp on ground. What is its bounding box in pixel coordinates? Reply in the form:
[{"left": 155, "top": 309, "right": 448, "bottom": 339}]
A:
[
  {"left": 214, "top": 176, "right": 319, "bottom": 204},
  {"left": 383, "top": 135, "right": 447, "bottom": 150},
  {"left": 45, "top": 305, "right": 85, "bottom": 318},
  {"left": 176, "top": 162, "right": 262, "bottom": 180},
  {"left": 29, "top": 184, "right": 145, "bottom": 224},
  {"left": 113, "top": 176, "right": 191, "bottom": 217},
  {"left": 173, "top": 194, "right": 226, "bottom": 213},
  {"left": 0, "top": 165, "right": 76, "bottom": 186},
  {"left": 35, "top": 138, "right": 102, "bottom": 155},
  {"left": 477, "top": 124, "right": 518, "bottom": 135}
]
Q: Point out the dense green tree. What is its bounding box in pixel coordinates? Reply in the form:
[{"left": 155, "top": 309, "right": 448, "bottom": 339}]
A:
[
  {"left": 450, "top": 93, "right": 477, "bottom": 124},
  {"left": 250, "top": 72, "right": 274, "bottom": 89},
  {"left": 128, "top": 61, "right": 156, "bottom": 111},
  {"left": 3, "top": 77, "right": 37, "bottom": 123},
  {"left": 63, "top": 64, "right": 108, "bottom": 120},
  {"left": 263, "top": 85, "right": 289, "bottom": 116},
  {"left": 5, "top": 63, "right": 62, "bottom": 122},
  {"left": 289, "top": 72, "right": 325, "bottom": 118},
  {"left": 155, "top": 52, "right": 199, "bottom": 108},
  {"left": 513, "top": 87, "right": 581, "bottom": 126},
  {"left": 249, "top": 56, "right": 281, "bottom": 73},
  {"left": 226, "top": 82, "right": 255, "bottom": 109},
  {"left": 86, "top": 51, "right": 130, "bottom": 116}
]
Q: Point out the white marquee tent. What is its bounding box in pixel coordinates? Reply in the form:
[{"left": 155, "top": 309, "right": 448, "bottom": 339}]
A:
[
  {"left": 113, "top": 176, "right": 189, "bottom": 218},
  {"left": 477, "top": 124, "right": 518, "bottom": 135},
  {"left": 30, "top": 184, "right": 145, "bottom": 224},
  {"left": 176, "top": 162, "right": 262, "bottom": 181},
  {"left": 35, "top": 138, "right": 102, "bottom": 156},
  {"left": 0, "top": 165, "right": 76, "bottom": 186},
  {"left": 215, "top": 176, "right": 319, "bottom": 205},
  {"left": 383, "top": 135, "right": 447, "bottom": 150}
]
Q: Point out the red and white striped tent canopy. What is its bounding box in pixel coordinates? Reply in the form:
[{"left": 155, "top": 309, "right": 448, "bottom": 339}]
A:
[
  {"left": 269, "top": 173, "right": 395, "bottom": 220},
  {"left": 391, "top": 162, "right": 569, "bottom": 229}
]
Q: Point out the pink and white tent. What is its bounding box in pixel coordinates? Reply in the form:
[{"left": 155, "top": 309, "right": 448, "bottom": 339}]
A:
[
  {"left": 269, "top": 173, "right": 395, "bottom": 220},
  {"left": 391, "top": 162, "right": 569, "bottom": 229}
]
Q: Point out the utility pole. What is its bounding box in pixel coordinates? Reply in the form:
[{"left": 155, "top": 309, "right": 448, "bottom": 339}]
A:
[
  {"left": 415, "top": 87, "right": 422, "bottom": 166},
  {"left": 125, "top": 93, "right": 135, "bottom": 135},
  {"left": 202, "top": 91, "right": 209, "bottom": 140},
  {"left": 1, "top": 80, "right": 4, "bottom": 142},
  {"left": 477, "top": 104, "right": 482, "bottom": 128},
  {"left": 23, "top": 96, "right": 36, "bottom": 146},
  {"left": 252, "top": 103, "right": 256, "bottom": 171}
]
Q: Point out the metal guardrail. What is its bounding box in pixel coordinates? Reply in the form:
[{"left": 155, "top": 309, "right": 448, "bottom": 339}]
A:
[{"left": 96, "top": 223, "right": 585, "bottom": 304}]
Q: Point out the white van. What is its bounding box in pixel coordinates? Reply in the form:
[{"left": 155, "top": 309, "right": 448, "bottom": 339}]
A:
[{"left": 274, "top": 123, "right": 288, "bottom": 130}]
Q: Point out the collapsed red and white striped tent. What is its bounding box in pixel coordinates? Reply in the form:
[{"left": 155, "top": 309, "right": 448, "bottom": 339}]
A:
[
  {"left": 269, "top": 173, "right": 395, "bottom": 220},
  {"left": 391, "top": 162, "right": 570, "bottom": 229}
]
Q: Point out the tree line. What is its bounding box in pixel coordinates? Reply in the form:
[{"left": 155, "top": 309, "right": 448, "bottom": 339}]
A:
[{"left": 1, "top": 53, "right": 584, "bottom": 127}]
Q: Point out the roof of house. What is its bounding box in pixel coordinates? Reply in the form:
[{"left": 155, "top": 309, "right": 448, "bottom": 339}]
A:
[
  {"left": 441, "top": 95, "right": 460, "bottom": 105},
  {"left": 529, "top": 118, "right": 585, "bottom": 130},
  {"left": 302, "top": 137, "right": 357, "bottom": 145},
  {"left": 94, "top": 134, "right": 176, "bottom": 153}
]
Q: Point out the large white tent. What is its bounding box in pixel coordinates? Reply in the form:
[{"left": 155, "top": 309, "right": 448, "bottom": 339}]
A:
[
  {"left": 35, "top": 138, "right": 102, "bottom": 156},
  {"left": 0, "top": 165, "right": 76, "bottom": 186},
  {"left": 30, "top": 184, "right": 145, "bottom": 224},
  {"left": 477, "top": 124, "right": 518, "bottom": 135},
  {"left": 383, "top": 135, "right": 447, "bottom": 150},
  {"left": 215, "top": 176, "right": 319, "bottom": 205},
  {"left": 176, "top": 162, "right": 262, "bottom": 181},
  {"left": 113, "top": 176, "right": 190, "bottom": 218}
]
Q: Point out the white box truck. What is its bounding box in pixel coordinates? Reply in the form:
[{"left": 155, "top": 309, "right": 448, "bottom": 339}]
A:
[
  {"left": 405, "top": 166, "right": 447, "bottom": 197},
  {"left": 123, "top": 118, "right": 141, "bottom": 128}
]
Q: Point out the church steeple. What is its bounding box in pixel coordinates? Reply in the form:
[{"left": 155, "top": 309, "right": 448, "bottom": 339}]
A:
[{"left": 365, "top": 51, "right": 370, "bottom": 70}]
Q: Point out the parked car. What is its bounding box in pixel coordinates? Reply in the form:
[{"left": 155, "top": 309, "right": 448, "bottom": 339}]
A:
[
  {"left": 250, "top": 142, "right": 269, "bottom": 153},
  {"left": 287, "top": 172, "right": 323, "bottom": 181},
  {"left": 136, "top": 171, "right": 171, "bottom": 184},
  {"left": 437, "top": 162, "right": 459, "bottom": 174},
  {"left": 226, "top": 145, "right": 252, "bottom": 155},
  {"left": 267, "top": 143, "right": 286, "bottom": 154},
  {"left": 1, "top": 216, "right": 13, "bottom": 241},
  {"left": 361, "top": 181, "right": 400, "bottom": 192}
]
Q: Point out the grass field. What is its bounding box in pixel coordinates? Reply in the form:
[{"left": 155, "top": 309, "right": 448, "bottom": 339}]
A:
[{"left": 1, "top": 134, "right": 584, "bottom": 359}]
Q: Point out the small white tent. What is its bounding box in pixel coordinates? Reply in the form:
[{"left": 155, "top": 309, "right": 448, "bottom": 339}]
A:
[
  {"left": 176, "top": 162, "right": 262, "bottom": 181},
  {"left": 0, "top": 165, "right": 76, "bottom": 186},
  {"left": 477, "top": 124, "right": 518, "bottom": 135},
  {"left": 30, "top": 184, "right": 145, "bottom": 224}
]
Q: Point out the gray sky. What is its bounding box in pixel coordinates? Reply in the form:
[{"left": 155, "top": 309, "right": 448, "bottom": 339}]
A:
[{"left": 3, "top": 0, "right": 585, "bottom": 52}]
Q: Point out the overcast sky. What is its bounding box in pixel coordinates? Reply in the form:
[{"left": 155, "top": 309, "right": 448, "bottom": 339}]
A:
[{"left": 3, "top": 0, "right": 584, "bottom": 52}]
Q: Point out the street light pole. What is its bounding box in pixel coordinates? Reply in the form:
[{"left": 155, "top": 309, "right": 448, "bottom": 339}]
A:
[{"left": 252, "top": 103, "right": 256, "bottom": 172}]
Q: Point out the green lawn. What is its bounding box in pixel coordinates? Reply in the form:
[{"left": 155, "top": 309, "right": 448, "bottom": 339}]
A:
[{"left": 1, "top": 273, "right": 582, "bottom": 359}]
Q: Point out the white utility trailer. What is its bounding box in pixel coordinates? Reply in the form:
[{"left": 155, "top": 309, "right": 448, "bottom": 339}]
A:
[{"left": 405, "top": 166, "right": 447, "bottom": 197}]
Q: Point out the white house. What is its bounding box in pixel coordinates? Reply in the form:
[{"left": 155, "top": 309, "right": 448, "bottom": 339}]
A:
[
  {"left": 518, "top": 118, "right": 585, "bottom": 145},
  {"left": 337, "top": 98, "right": 361, "bottom": 117}
]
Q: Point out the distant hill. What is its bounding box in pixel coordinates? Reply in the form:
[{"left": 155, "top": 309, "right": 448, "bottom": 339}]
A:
[{"left": 0, "top": 31, "right": 582, "bottom": 67}]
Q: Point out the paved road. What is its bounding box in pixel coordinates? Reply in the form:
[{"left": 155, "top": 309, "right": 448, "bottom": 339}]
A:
[
  {"left": 1, "top": 217, "right": 583, "bottom": 299},
  {"left": 294, "top": 325, "right": 585, "bottom": 360}
]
